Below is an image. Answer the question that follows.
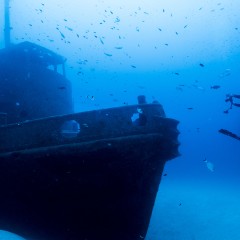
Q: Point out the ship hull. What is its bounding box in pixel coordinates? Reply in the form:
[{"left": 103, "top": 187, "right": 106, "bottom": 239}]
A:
[{"left": 0, "top": 104, "right": 179, "bottom": 240}]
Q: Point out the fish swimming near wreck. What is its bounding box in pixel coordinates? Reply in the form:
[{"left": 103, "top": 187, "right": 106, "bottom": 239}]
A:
[
  {"left": 210, "top": 85, "right": 221, "bottom": 89},
  {"left": 203, "top": 158, "right": 214, "bottom": 172}
]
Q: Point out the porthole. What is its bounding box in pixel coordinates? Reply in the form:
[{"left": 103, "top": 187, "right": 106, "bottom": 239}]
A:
[{"left": 61, "top": 120, "right": 80, "bottom": 139}]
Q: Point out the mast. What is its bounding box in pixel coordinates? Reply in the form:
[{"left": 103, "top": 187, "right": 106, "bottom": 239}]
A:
[{"left": 4, "top": 0, "right": 11, "bottom": 48}]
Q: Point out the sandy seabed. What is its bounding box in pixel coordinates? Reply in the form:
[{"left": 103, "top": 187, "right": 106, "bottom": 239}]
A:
[{"left": 146, "top": 178, "right": 240, "bottom": 240}]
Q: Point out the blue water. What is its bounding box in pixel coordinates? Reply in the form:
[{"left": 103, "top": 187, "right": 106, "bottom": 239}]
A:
[{"left": 0, "top": 0, "right": 240, "bottom": 239}]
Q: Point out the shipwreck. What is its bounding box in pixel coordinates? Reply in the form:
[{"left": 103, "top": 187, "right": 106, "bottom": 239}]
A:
[{"left": 0, "top": 1, "right": 180, "bottom": 239}]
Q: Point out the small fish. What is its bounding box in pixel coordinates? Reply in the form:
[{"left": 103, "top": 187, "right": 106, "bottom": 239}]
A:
[
  {"left": 163, "top": 173, "right": 167, "bottom": 176},
  {"left": 176, "top": 87, "right": 183, "bottom": 91},
  {"left": 59, "top": 31, "right": 65, "bottom": 39},
  {"left": 115, "top": 17, "right": 120, "bottom": 23},
  {"left": 65, "top": 26, "right": 73, "bottom": 31},
  {"left": 203, "top": 158, "right": 214, "bottom": 172},
  {"left": 100, "top": 38, "right": 104, "bottom": 44},
  {"left": 192, "top": 84, "right": 205, "bottom": 91},
  {"left": 87, "top": 95, "right": 95, "bottom": 101},
  {"left": 58, "top": 86, "right": 66, "bottom": 90},
  {"left": 115, "top": 46, "right": 123, "bottom": 49},
  {"left": 131, "top": 65, "right": 136, "bottom": 68},
  {"left": 210, "top": 85, "right": 221, "bottom": 89},
  {"left": 104, "top": 53, "right": 112, "bottom": 57},
  {"left": 187, "top": 107, "right": 193, "bottom": 110},
  {"left": 199, "top": 63, "right": 204, "bottom": 67},
  {"left": 174, "top": 72, "right": 180, "bottom": 76}
]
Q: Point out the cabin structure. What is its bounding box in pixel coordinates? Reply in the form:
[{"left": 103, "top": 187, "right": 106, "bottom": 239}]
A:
[{"left": 0, "top": 41, "right": 73, "bottom": 125}]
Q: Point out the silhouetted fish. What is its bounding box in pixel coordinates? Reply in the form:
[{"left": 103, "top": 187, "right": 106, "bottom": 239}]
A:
[
  {"left": 58, "top": 86, "right": 66, "bottom": 90},
  {"left": 104, "top": 53, "right": 112, "bottom": 57},
  {"left": 210, "top": 85, "right": 221, "bottom": 89}
]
